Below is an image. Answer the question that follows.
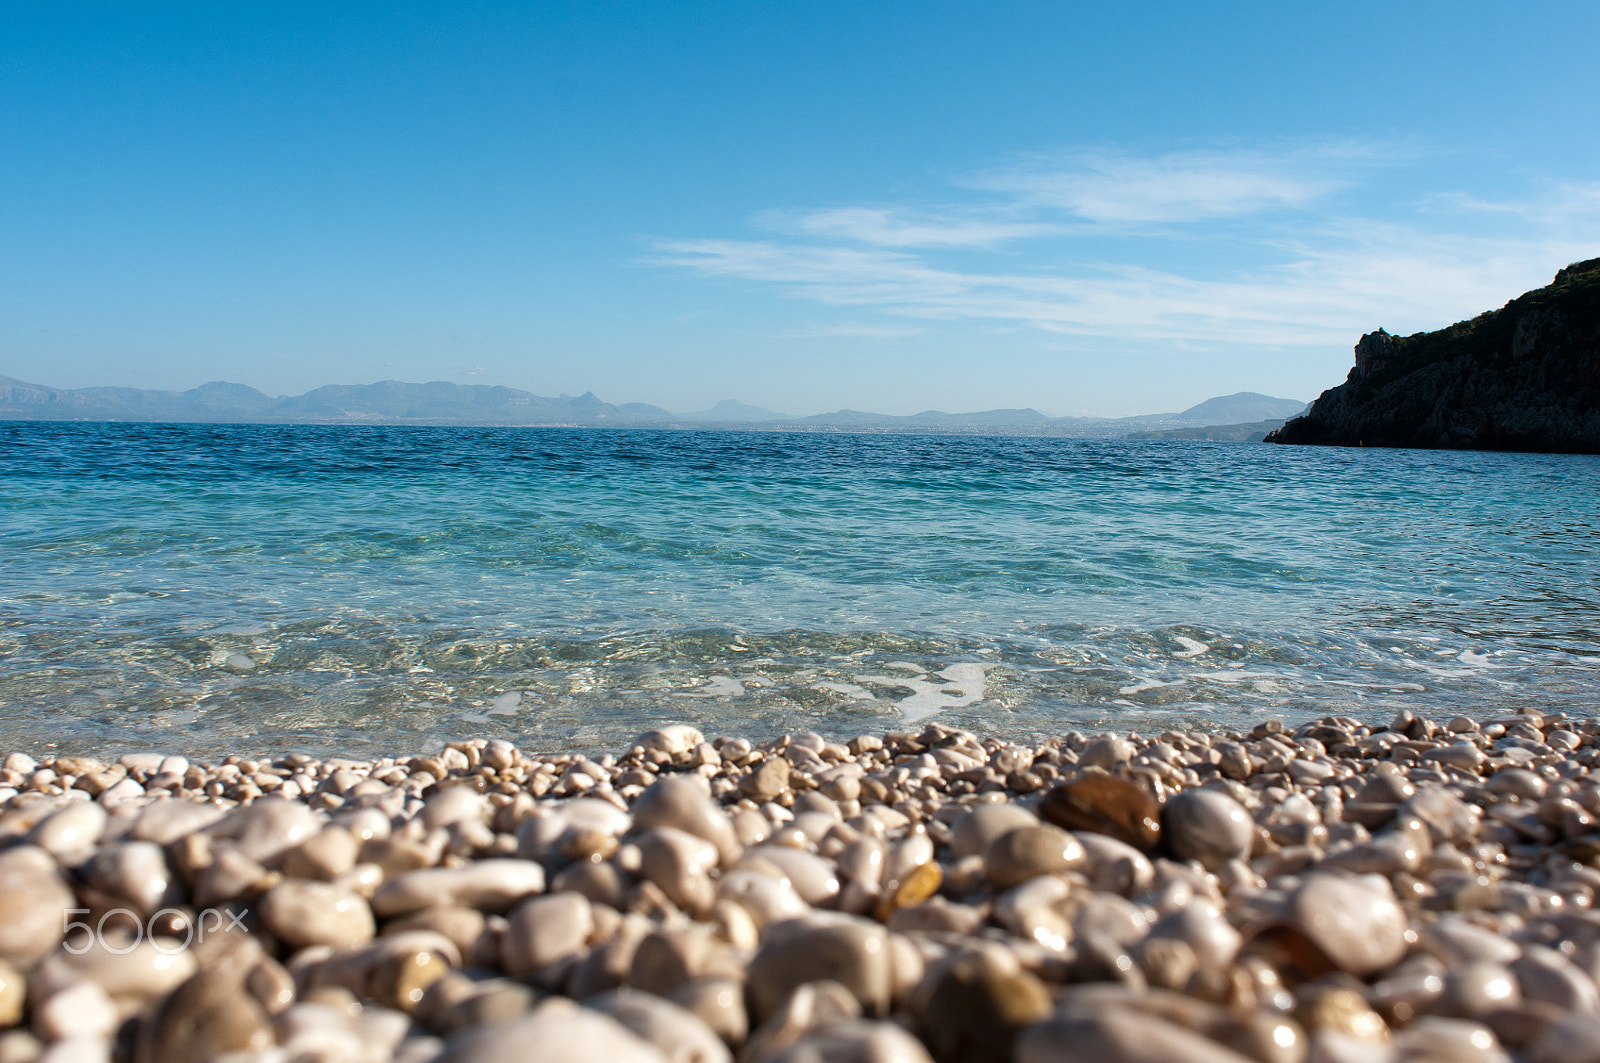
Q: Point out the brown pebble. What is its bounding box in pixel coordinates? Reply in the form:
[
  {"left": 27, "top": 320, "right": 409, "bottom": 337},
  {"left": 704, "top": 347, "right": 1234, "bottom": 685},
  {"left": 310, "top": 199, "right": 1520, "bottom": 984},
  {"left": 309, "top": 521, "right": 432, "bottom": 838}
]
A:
[
  {"left": 0, "top": 847, "right": 75, "bottom": 967},
  {"left": 502, "top": 892, "right": 594, "bottom": 979},
  {"left": 915, "top": 948, "right": 1052, "bottom": 1063},
  {"left": 983, "top": 824, "right": 1085, "bottom": 891},
  {"left": 741, "top": 757, "right": 792, "bottom": 801},
  {"left": 1039, "top": 775, "right": 1162, "bottom": 851},
  {"left": 0, "top": 959, "right": 23, "bottom": 1028}
]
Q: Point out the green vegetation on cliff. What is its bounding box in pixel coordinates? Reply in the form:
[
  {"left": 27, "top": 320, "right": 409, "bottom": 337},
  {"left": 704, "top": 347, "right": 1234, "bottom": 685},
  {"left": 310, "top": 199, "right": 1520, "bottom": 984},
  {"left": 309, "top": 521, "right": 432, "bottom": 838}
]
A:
[{"left": 1267, "top": 258, "right": 1600, "bottom": 453}]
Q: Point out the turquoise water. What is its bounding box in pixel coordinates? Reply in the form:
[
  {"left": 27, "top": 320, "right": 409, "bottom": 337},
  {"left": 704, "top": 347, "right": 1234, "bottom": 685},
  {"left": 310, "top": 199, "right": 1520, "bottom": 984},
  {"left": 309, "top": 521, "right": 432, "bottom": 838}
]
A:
[{"left": 2, "top": 422, "right": 1598, "bottom": 756}]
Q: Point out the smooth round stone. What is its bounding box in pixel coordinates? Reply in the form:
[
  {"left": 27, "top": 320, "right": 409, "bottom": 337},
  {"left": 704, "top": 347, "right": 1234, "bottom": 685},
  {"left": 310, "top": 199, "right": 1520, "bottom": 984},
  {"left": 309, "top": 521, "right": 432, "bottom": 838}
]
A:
[
  {"left": 950, "top": 804, "right": 1039, "bottom": 860},
  {"left": 588, "top": 988, "right": 732, "bottom": 1063},
  {"left": 283, "top": 826, "right": 361, "bottom": 881},
  {"left": 503, "top": 892, "right": 594, "bottom": 979},
  {"left": 886, "top": 896, "right": 986, "bottom": 936},
  {"left": 32, "top": 980, "right": 118, "bottom": 1042},
  {"left": 1293, "top": 986, "right": 1387, "bottom": 1043},
  {"left": 746, "top": 914, "right": 895, "bottom": 1022},
  {"left": 666, "top": 978, "right": 748, "bottom": 1049},
  {"left": 274, "top": 1003, "right": 370, "bottom": 1060},
  {"left": 337, "top": 807, "right": 393, "bottom": 843},
  {"left": 1162, "top": 789, "right": 1253, "bottom": 870},
  {"left": 429, "top": 979, "right": 540, "bottom": 1037},
  {"left": 1039, "top": 776, "right": 1162, "bottom": 851},
  {"left": 630, "top": 777, "right": 742, "bottom": 868},
  {"left": 213, "top": 798, "right": 322, "bottom": 865},
  {"left": 1390, "top": 1017, "right": 1507, "bottom": 1063},
  {"left": 517, "top": 799, "right": 633, "bottom": 860},
  {"left": 1287, "top": 873, "right": 1409, "bottom": 977},
  {"left": 915, "top": 949, "right": 1052, "bottom": 1063},
  {"left": 1401, "top": 787, "right": 1479, "bottom": 844},
  {"left": 1437, "top": 961, "right": 1521, "bottom": 1018},
  {"left": 0, "top": 847, "right": 74, "bottom": 967},
  {"left": 884, "top": 832, "right": 934, "bottom": 884},
  {"left": 983, "top": 825, "right": 1086, "bottom": 891},
  {"left": 994, "top": 875, "right": 1074, "bottom": 951},
  {"left": 634, "top": 726, "right": 705, "bottom": 757},
  {"left": 0, "top": 959, "right": 22, "bottom": 1028},
  {"left": 836, "top": 838, "right": 886, "bottom": 891},
  {"left": 1416, "top": 916, "right": 1521, "bottom": 967},
  {"left": 1487, "top": 769, "right": 1548, "bottom": 800},
  {"left": 98, "top": 777, "right": 146, "bottom": 806},
  {"left": 1320, "top": 832, "right": 1423, "bottom": 876},
  {"left": 372, "top": 859, "right": 546, "bottom": 917},
  {"left": 386, "top": 906, "right": 489, "bottom": 961},
  {"left": 637, "top": 828, "right": 719, "bottom": 914},
  {"left": 1146, "top": 901, "right": 1239, "bottom": 977},
  {"left": 878, "top": 861, "right": 942, "bottom": 919},
  {"left": 1071, "top": 893, "right": 1152, "bottom": 951},
  {"left": 768, "top": 1019, "right": 936, "bottom": 1063},
  {"left": 28, "top": 801, "right": 107, "bottom": 864},
  {"left": 717, "top": 868, "right": 809, "bottom": 928},
  {"left": 85, "top": 841, "right": 178, "bottom": 915},
  {"left": 436, "top": 999, "right": 668, "bottom": 1063},
  {"left": 1079, "top": 736, "right": 1136, "bottom": 769},
  {"left": 1074, "top": 832, "right": 1156, "bottom": 897},
  {"left": 422, "top": 787, "right": 490, "bottom": 831},
  {"left": 1016, "top": 1009, "right": 1258, "bottom": 1063},
  {"left": 1512, "top": 945, "right": 1600, "bottom": 1013},
  {"left": 551, "top": 860, "right": 629, "bottom": 911},
  {"left": 628, "top": 925, "right": 743, "bottom": 998},
  {"left": 1426, "top": 743, "right": 1487, "bottom": 773},
  {"left": 1357, "top": 774, "right": 1415, "bottom": 804},
  {"left": 740, "top": 757, "right": 792, "bottom": 801},
  {"left": 733, "top": 809, "right": 772, "bottom": 848},
  {"left": 564, "top": 914, "right": 648, "bottom": 999},
  {"left": 33, "top": 938, "right": 199, "bottom": 1010},
  {"left": 303, "top": 931, "right": 461, "bottom": 1013},
  {"left": 1526, "top": 1011, "right": 1600, "bottom": 1063},
  {"left": 746, "top": 979, "right": 862, "bottom": 1061},
  {"left": 260, "top": 879, "right": 375, "bottom": 950},
  {"left": 3, "top": 753, "right": 36, "bottom": 775},
  {"left": 133, "top": 943, "right": 274, "bottom": 1063},
  {"left": 1137, "top": 937, "right": 1200, "bottom": 992},
  {"left": 749, "top": 846, "right": 840, "bottom": 907}
]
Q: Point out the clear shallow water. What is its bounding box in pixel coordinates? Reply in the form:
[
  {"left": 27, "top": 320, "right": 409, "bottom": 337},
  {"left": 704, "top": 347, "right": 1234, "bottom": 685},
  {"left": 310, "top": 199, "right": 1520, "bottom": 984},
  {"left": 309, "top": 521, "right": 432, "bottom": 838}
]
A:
[{"left": 2, "top": 421, "right": 1597, "bottom": 757}]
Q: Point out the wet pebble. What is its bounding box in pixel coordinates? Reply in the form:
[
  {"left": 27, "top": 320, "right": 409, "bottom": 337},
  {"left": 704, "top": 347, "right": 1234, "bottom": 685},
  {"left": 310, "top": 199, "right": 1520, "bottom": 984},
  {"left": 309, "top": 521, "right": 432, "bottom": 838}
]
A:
[
  {"left": 1039, "top": 776, "right": 1162, "bottom": 851},
  {"left": 983, "top": 825, "right": 1085, "bottom": 891},
  {"left": 1161, "top": 789, "right": 1252, "bottom": 870}
]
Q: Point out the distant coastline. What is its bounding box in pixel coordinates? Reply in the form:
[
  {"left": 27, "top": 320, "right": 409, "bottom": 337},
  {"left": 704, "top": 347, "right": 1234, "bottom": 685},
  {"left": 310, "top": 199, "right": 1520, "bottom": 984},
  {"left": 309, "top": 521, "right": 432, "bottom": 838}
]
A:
[{"left": 0, "top": 376, "right": 1304, "bottom": 440}]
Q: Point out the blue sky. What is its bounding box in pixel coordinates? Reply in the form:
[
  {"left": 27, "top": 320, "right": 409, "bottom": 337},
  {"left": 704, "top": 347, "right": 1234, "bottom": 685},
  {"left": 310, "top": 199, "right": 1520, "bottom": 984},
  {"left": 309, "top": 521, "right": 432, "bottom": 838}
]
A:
[{"left": 3, "top": 3, "right": 1598, "bottom": 416}]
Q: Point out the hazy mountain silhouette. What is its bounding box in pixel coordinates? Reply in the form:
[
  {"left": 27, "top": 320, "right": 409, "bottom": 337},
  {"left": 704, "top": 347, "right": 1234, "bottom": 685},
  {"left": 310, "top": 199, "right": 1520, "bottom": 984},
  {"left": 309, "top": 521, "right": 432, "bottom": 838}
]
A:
[{"left": 0, "top": 375, "right": 1303, "bottom": 438}]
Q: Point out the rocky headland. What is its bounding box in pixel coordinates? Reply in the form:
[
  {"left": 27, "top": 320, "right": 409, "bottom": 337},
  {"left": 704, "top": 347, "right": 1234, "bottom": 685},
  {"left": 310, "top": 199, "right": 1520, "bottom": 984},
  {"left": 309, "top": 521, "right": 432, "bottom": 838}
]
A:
[
  {"left": 1267, "top": 259, "right": 1600, "bottom": 453},
  {"left": 3, "top": 712, "right": 1600, "bottom": 1062}
]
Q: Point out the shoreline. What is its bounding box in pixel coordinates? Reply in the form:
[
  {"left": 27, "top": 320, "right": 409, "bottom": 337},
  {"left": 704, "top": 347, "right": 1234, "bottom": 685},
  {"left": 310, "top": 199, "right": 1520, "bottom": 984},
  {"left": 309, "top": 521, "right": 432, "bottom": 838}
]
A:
[{"left": 1, "top": 709, "right": 1597, "bottom": 1061}]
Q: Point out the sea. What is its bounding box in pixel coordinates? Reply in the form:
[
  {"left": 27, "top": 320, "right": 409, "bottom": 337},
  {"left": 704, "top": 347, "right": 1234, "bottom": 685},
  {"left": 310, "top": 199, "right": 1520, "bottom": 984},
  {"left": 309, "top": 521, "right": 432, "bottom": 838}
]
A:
[{"left": 3, "top": 421, "right": 1598, "bottom": 759}]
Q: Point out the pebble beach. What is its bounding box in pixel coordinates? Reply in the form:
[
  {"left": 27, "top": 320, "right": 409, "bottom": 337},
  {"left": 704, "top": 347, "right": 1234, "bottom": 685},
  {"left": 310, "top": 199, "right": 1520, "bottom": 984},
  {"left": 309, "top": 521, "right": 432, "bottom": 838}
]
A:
[{"left": 2, "top": 710, "right": 1599, "bottom": 1063}]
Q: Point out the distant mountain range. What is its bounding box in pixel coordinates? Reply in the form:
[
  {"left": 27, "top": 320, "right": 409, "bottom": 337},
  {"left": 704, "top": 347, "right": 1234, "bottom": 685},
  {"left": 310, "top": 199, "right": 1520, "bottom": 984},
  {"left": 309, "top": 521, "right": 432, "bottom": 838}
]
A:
[{"left": 0, "top": 374, "right": 1305, "bottom": 438}]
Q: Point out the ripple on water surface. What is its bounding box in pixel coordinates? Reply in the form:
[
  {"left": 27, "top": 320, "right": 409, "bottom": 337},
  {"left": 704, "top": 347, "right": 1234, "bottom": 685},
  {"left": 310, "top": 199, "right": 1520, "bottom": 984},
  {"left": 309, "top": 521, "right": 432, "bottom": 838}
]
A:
[{"left": 1, "top": 423, "right": 1597, "bottom": 756}]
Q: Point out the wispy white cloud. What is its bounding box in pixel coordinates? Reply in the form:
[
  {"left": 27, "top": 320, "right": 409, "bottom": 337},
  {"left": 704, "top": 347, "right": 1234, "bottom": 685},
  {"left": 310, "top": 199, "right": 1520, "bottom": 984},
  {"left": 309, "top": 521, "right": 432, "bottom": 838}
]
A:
[
  {"left": 798, "top": 320, "right": 927, "bottom": 339},
  {"left": 759, "top": 206, "right": 1062, "bottom": 248},
  {"left": 650, "top": 143, "right": 1600, "bottom": 351},
  {"left": 970, "top": 143, "right": 1378, "bottom": 224}
]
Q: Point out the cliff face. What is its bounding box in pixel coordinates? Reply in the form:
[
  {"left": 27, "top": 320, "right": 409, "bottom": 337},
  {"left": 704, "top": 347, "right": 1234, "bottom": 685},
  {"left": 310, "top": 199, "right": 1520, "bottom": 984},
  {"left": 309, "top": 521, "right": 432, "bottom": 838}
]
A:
[{"left": 1266, "top": 258, "right": 1600, "bottom": 453}]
